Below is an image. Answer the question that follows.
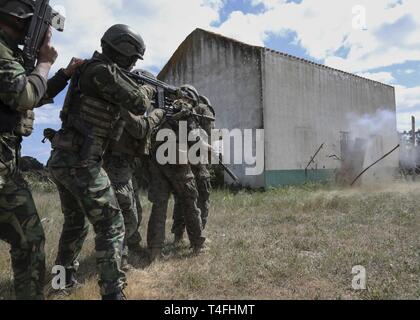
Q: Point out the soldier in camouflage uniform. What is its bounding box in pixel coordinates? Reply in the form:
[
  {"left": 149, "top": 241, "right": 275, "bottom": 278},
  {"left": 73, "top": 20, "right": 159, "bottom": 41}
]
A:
[
  {"left": 46, "top": 25, "right": 161, "bottom": 300},
  {"left": 127, "top": 157, "right": 148, "bottom": 251},
  {"left": 172, "top": 95, "right": 215, "bottom": 243},
  {"left": 103, "top": 68, "right": 163, "bottom": 271},
  {"left": 0, "top": 0, "right": 80, "bottom": 300},
  {"left": 124, "top": 70, "right": 156, "bottom": 253},
  {"left": 147, "top": 85, "right": 206, "bottom": 260}
]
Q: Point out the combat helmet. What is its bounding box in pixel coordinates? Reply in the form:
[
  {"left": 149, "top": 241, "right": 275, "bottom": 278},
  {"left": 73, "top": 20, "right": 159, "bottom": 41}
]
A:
[
  {"left": 101, "top": 24, "right": 145, "bottom": 60},
  {"left": 199, "top": 95, "right": 215, "bottom": 116},
  {"left": 199, "top": 95, "right": 211, "bottom": 107},
  {"left": 180, "top": 84, "right": 200, "bottom": 106},
  {"left": 0, "top": 0, "right": 35, "bottom": 19}
]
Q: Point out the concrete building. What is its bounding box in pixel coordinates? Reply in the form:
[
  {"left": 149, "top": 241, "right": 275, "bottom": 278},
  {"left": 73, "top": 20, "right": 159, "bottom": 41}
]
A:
[{"left": 158, "top": 28, "right": 398, "bottom": 188}]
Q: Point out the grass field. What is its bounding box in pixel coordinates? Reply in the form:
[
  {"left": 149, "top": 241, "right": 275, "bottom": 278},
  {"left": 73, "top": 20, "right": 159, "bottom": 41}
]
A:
[{"left": 0, "top": 182, "right": 419, "bottom": 300}]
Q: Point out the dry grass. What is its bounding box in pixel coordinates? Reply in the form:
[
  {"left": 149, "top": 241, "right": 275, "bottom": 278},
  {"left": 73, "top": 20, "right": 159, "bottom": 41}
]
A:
[{"left": 0, "top": 182, "right": 419, "bottom": 300}]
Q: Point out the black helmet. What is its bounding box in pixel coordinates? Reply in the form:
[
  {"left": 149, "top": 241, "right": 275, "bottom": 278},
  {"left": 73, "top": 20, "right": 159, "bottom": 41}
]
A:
[
  {"left": 0, "top": 0, "right": 34, "bottom": 19},
  {"left": 101, "top": 24, "right": 145, "bottom": 60},
  {"left": 180, "top": 84, "right": 199, "bottom": 105},
  {"left": 199, "top": 95, "right": 215, "bottom": 116},
  {"left": 132, "top": 68, "right": 156, "bottom": 79},
  {"left": 199, "top": 95, "right": 212, "bottom": 107}
]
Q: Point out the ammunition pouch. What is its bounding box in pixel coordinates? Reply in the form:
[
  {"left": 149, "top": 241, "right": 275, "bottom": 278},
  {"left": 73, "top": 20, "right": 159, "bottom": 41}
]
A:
[
  {"left": 62, "top": 95, "right": 122, "bottom": 162},
  {"left": 49, "top": 129, "right": 83, "bottom": 153},
  {"left": 0, "top": 103, "right": 35, "bottom": 137},
  {"left": 15, "top": 110, "right": 35, "bottom": 137},
  {"left": 78, "top": 95, "right": 120, "bottom": 138},
  {"left": 0, "top": 133, "right": 19, "bottom": 181}
]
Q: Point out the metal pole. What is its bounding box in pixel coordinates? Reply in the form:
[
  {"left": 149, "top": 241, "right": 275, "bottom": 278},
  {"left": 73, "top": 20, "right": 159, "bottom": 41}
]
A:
[{"left": 412, "top": 116, "right": 416, "bottom": 146}]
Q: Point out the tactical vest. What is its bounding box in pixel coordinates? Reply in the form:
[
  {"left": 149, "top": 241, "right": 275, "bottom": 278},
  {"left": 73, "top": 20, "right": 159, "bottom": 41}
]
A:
[
  {"left": 55, "top": 58, "right": 124, "bottom": 161},
  {"left": 108, "top": 128, "right": 151, "bottom": 157}
]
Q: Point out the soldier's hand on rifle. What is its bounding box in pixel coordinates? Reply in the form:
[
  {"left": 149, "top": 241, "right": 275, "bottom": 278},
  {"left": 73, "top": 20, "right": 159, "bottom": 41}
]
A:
[
  {"left": 63, "top": 58, "right": 85, "bottom": 78},
  {"left": 149, "top": 109, "right": 166, "bottom": 124},
  {"left": 37, "top": 27, "right": 58, "bottom": 66},
  {"left": 168, "top": 88, "right": 184, "bottom": 100}
]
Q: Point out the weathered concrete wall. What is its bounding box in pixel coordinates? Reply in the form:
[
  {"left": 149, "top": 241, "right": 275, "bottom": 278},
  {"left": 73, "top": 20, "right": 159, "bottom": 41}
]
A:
[
  {"left": 263, "top": 50, "right": 398, "bottom": 187},
  {"left": 159, "top": 30, "right": 265, "bottom": 187}
]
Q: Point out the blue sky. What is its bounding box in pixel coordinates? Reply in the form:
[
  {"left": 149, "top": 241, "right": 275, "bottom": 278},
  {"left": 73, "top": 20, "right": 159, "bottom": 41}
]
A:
[{"left": 23, "top": 0, "right": 420, "bottom": 163}]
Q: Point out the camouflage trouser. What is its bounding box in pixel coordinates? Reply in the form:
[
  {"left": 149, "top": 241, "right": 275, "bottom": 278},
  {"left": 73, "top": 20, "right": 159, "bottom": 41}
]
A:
[
  {"left": 147, "top": 159, "right": 204, "bottom": 249},
  {"left": 128, "top": 177, "right": 143, "bottom": 247},
  {"left": 103, "top": 154, "right": 138, "bottom": 258},
  {"left": 49, "top": 164, "right": 126, "bottom": 296},
  {"left": 172, "top": 165, "right": 211, "bottom": 236},
  {"left": 0, "top": 172, "right": 46, "bottom": 300},
  {"left": 126, "top": 156, "right": 150, "bottom": 247}
]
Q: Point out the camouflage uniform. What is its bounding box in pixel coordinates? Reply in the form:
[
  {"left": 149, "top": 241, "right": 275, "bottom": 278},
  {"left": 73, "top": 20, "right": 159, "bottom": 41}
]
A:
[
  {"left": 127, "top": 156, "right": 149, "bottom": 248},
  {"left": 172, "top": 103, "right": 215, "bottom": 236},
  {"left": 0, "top": 29, "right": 69, "bottom": 300},
  {"left": 103, "top": 93, "right": 161, "bottom": 260},
  {"left": 147, "top": 100, "right": 205, "bottom": 252},
  {"left": 47, "top": 51, "right": 155, "bottom": 296}
]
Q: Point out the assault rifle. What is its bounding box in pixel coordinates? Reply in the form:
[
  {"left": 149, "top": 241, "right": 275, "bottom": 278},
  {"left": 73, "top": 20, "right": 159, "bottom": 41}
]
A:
[
  {"left": 218, "top": 155, "right": 240, "bottom": 182},
  {"left": 23, "top": 0, "right": 65, "bottom": 71},
  {"left": 122, "top": 70, "right": 215, "bottom": 122}
]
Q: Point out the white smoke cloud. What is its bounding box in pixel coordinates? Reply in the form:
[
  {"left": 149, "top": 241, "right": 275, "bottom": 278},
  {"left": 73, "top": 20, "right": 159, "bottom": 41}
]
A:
[{"left": 346, "top": 109, "right": 400, "bottom": 183}]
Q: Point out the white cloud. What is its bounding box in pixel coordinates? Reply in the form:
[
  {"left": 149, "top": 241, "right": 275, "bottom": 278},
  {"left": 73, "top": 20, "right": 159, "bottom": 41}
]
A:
[
  {"left": 215, "top": 0, "right": 420, "bottom": 74},
  {"left": 395, "top": 85, "right": 420, "bottom": 111},
  {"left": 50, "top": 0, "right": 419, "bottom": 75},
  {"left": 50, "top": 0, "right": 220, "bottom": 72},
  {"left": 44, "top": 0, "right": 420, "bottom": 132},
  {"left": 34, "top": 104, "right": 61, "bottom": 125}
]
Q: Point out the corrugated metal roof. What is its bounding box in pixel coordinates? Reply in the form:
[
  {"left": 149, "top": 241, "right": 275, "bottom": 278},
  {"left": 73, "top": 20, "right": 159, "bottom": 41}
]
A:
[{"left": 158, "top": 28, "right": 394, "bottom": 90}]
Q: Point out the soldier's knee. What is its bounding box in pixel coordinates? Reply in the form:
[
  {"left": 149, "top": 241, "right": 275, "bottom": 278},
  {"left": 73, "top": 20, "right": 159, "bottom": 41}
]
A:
[{"left": 93, "top": 214, "right": 125, "bottom": 245}]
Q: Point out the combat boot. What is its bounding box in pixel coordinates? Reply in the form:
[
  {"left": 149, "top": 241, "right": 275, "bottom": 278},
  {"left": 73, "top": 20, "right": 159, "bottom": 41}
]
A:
[
  {"left": 191, "top": 237, "right": 208, "bottom": 256},
  {"left": 102, "top": 290, "right": 126, "bottom": 301},
  {"left": 149, "top": 248, "right": 163, "bottom": 262},
  {"left": 174, "top": 233, "right": 185, "bottom": 246},
  {"left": 149, "top": 248, "right": 172, "bottom": 262}
]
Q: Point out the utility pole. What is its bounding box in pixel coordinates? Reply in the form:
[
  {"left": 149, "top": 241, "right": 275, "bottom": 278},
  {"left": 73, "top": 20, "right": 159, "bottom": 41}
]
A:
[{"left": 412, "top": 116, "right": 416, "bottom": 146}]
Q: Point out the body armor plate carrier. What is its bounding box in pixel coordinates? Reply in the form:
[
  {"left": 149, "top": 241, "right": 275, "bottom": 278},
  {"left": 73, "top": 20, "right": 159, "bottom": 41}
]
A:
[{"left": 53, "top": 57, "right": 124, "bottom": 163}]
